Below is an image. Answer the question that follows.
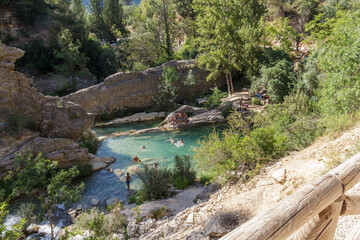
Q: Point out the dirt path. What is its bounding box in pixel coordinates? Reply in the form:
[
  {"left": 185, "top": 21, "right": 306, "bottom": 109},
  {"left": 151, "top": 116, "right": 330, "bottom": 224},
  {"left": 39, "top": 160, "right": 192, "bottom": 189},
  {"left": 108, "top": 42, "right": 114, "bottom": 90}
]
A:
[{"left": 127, "top": 124, "right": 360, "bottom": 239}]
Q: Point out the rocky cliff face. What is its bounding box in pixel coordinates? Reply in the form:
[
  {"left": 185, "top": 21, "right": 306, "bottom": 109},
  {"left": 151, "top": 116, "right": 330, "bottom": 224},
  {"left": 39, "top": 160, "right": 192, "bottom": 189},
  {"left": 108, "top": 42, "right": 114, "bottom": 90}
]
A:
[
  {"left": 0, "top": 43, "right": 112, "bottom": 177},
  {"left": 63, "top": 60, "right": 226, "bottom": 114}
]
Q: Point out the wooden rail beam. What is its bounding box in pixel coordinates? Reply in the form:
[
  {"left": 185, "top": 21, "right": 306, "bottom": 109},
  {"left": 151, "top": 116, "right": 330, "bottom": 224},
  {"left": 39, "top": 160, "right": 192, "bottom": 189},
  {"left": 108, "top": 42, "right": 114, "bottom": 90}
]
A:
[
  {"left": 220, "top": 152, "right": 360, "bottom": 240},
  {"left": 341, "top": 194, "right": 360, "bottom": 216},
  {"left": 220, "top": 174, "right": 343, "bottom": 240}
]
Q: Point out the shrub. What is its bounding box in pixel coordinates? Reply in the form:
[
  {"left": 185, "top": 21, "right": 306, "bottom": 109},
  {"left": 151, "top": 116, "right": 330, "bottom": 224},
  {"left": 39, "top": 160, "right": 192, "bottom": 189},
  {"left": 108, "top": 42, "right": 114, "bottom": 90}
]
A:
[
  {"left": 220, "top": 102, "right": 233, "bottom": 118},
  {"left": 79, "top": 131, "right": 99, "bottom": 154},
  {"left": 150, "top": 205, "right": 170, "bottom": 220},
  {"left": 17, "top": 203, "right": 36, "bottom": 231},
  {"left": 154, "top": 66, "right": 180, "bottom": 110},
  {"left": 0, "top": 202, "right": 24, "bottom": 239},
  {"left": 172, "top": 155, "right": 196, "bottom": 189},
  {"left": 251, "top": 97, "right": 262, "bottom": 105},
  {"left": 137, "top": 165, "right": 172, "bottom": 200},
  {"left": 204, "top": 87, "right": 227, "bottom": 110},
  {"left": 128, "top": 189, "right": 147, "bottom": 205},
  {"left": 4, "top": 113, "right": 40, "bottom": 134}
]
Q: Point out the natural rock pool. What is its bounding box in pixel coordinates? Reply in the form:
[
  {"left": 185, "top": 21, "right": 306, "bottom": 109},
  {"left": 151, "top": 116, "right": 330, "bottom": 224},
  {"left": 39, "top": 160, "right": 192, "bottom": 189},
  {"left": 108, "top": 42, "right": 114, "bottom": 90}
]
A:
[{"left": 81, "top": 121, "right": 224, "bottom": 206}]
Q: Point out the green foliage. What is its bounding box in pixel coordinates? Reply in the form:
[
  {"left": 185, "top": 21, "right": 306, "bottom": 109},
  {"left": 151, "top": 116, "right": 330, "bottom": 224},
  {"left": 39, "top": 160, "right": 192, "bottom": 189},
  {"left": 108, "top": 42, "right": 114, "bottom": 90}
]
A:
[
  {"left": 67, "top": 202, "right": 127, "bottom": 239},
  {"left": 2, "top": 153, "right": 58, "bottom": 201},
  {"left": 251, "top": 97, "right": 262, "bottom": 105},
  {"left": 315, "top": 9, "right": 360, "bottom": 116},
  {"left": 194, "top": 0, "right": 266, "bottom": 94},
  {"left": 0, "top": 202, "right": 24, "bottom": 240},
  {"left": 17, "top": 203, "right": 36, "bottom": 231},
  {"left": 54, "top": 29, "right": 89, "bottom": 76},
  {"left": 136, "top": 165, "right": 173, "bottom": 200},
  {"left": 195, "top": 111, "right": 289, "bottom": 183},
  {"left": 103, "top": 0, "right": 126, "bottom": 41},
  {"left": 172, "top": 155, "right": 196, "bottom": 189},
  {"left": 150, "top": 205, "right": 170, "bottom": 220},
  {"left": 40, "top": 166, "right": 84, "bottom": 240},
  {"left": 263, "top": 17, "right": 297, "bottom": 53},
  {"left": 251, "top": 59, "right": 295, "bottom": 103},
  {"left": 3, "top": 113, "right": 40, "bottom": 134},
  {"left": 16, "top": 38, "right": 55, "bottom": 75},
  {"left": 204, "top": 87, "right": 227, "bottom": 110},
  {"left": 175, "top": 40, "right": 198, "bottom": 60},
  {"left": 79, "top": 132, "right": 99, "bottom": 154},
  {"left": 89, "top": 0, "right": 105, "bottom": 39},
  {"left": 128, "top": 189, "right": 147, "bottom": 205},
  {"left": 155, "top": 66, "right": 180, "bottom": 110}
]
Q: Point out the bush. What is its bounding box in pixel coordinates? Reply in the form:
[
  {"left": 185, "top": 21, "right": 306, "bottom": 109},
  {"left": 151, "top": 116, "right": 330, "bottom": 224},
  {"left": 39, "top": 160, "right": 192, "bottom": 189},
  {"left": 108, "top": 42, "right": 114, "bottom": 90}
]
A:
[
  {"left": 4, "top": 113, "right": 40, "bottom": 134},
  {"left": 79, "top": 131, "right": 99, "bottom": 154},
  {"left": 204, "top": 87, "right": 227, "bottom": 110},
  {"left": 154, "top": 66, "right": 180, "bottom": 110},
  {"left": 251, "top": 97, "right": 262, "bottom": 105},
  {"left": 137, "top": 165, "right": 172, "bottom": 200},
  {"left": 17, "top": 203, "right": 36, "bottom": 231},
  {"left": 150, "top": 205, "right": 170, "bottom": 220},
  {"left": 128, "top": 189, "right": 147, "bottom": 205},
  {"left": 251, "top": 59, "right": 295, "bottom": 103},
  {"left": 220, "top": 102, "right": 233, "bottom": 118},
  {"left": 172, "top": 155, "right": 196, "bottom": 189},
  {"left": 70, "top": 203, "right": 127, "bottom": 239}
]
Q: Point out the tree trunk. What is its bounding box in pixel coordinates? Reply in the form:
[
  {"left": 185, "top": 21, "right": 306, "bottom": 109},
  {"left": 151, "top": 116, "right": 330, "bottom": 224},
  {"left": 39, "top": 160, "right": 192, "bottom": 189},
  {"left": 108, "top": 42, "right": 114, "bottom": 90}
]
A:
[
  {"left": 226, "top": 73, "right": 231, "bottom": 96},
  {"left": 162, "top": 0, "right": 172, "bottom": 58},
  {"left": 48, "top": 210, "right": 54, "bottom": 240},
  {"left": 229, "top": 73, "right": 234, "bottom": 95}
]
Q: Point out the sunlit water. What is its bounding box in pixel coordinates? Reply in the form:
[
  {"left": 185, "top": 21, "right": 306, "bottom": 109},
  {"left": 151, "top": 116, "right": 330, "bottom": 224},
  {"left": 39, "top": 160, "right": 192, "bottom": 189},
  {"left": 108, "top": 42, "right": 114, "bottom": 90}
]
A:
[{"left": 81, "top": 122, "right": 224, "bottom": 205}]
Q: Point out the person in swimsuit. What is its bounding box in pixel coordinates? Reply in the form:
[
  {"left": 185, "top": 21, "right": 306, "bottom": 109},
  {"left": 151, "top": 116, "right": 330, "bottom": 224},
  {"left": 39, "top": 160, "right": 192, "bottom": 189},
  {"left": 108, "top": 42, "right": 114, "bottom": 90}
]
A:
[{"left": 126, "top": 173, "right": 131, "bottom": 190}]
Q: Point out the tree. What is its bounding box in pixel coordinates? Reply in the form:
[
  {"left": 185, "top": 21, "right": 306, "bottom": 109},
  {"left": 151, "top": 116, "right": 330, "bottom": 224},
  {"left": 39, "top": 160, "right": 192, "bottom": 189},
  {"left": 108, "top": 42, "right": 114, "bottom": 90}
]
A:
[
  {"left": 155, "top": 66, "right": 179, "bottom": 109},
  {"left": 13, "top": 0, "right": 48, "bottom": 25},
  {"left": 266, "top": 0, "right": 318, "bottom": 51},
  {"left": 103, "top": 0, "right": 126, "bottom": 41},
  {"left": 0, "top": 202, "right": 24, "bottom": 240},
  {"left": 89, "top": 0, "right": 105, "bottom": 39},
  {"left": 54, "top": 28, "right": 89, "bottom": 76},
  {"left": 40, "top": 166, "right": 84, "bottom": 240},
  {"left": 194, "top": 0, "right": 266, "bottom": 96}
]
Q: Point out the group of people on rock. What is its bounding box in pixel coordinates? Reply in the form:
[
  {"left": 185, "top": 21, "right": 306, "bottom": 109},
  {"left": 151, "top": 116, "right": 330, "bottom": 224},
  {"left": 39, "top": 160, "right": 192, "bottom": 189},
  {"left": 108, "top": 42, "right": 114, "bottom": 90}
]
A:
[
  {"left": 239, "top": 98, "right": 249, "bottom": 111},
  {"left": 170, "top": 111, "right": 189, "bottom": 125}
]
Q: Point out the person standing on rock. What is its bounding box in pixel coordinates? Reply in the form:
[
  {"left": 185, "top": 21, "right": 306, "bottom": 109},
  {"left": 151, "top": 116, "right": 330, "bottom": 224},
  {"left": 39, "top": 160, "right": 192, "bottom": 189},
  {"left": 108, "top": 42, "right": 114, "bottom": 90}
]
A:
[{"left": 126, "top": 173, "right": 131, "bottom": 190}]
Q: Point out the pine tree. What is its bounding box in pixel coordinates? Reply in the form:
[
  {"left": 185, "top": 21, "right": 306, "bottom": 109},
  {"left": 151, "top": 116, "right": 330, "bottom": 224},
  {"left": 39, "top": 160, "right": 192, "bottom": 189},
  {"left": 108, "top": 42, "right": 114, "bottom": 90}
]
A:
[
  {"left": 103, "top": 0, "right": 125, "bottom": 41},
  {"left": 89, "top": 0, "right": 105, "bottom": 39}
]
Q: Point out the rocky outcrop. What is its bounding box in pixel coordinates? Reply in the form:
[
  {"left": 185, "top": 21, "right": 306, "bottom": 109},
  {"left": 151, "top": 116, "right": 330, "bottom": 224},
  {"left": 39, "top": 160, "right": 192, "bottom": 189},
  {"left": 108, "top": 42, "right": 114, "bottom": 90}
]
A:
[
  {"left": 0, "top": 43, "right": 110, "bottom": 176},
  {"left": 63, "top": 60, "right": 225, "bottom": 114},
  {"left": 95, "top": 112, "right": 166, "bottom": 127}
]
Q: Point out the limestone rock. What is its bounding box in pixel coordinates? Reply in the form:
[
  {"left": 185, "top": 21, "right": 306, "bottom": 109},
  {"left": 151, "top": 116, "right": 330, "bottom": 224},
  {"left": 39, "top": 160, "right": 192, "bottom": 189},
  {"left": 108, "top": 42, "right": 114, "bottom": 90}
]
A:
[
  {"left": 128, "top": 166, "right": 141, "bottom": 175},
  {"left": 63, "top": 60, "right": 226, "bottom": 114},
  {"left": 96, "top": 112, "right": 167, "bottom": 127},
  {"left": 162, "top": 105, "right": 207, "bottom": 125},
  {"left": 0, "top": 43, "right": 24, "bottom": 70},
  {"left": 106, "top": 196, "right": 119, "bottom": 207},
  {"left": 90, "top": 198, "right": 100, "bottom": 206},
  {"left": 88, "top": 154, "right": 115, "bottom": 171},
  {"left": 186, "top": 212, "right": 194, "bottom": 224},
  {"left": 272, "top": 168, "right": 287, "bottom": 184},
  {"left": 26, "top": 224, "right": 39, "bottom": 234},
  {"left": 114, "top": 169, "right": 124, "bottom": 176}
]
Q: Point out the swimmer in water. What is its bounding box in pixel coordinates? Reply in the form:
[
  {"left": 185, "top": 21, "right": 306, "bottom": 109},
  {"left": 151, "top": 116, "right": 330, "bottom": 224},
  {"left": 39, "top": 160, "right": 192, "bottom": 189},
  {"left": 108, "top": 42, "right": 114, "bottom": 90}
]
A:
[
  {"left": 180, "top": 139, "right": 184, "bottom": 144},
  {"left": 170, "top": 138, "right": 177, "bottom": 144},
  {"left": 141, "top": 146, "right": 146, "bottom": 151}
]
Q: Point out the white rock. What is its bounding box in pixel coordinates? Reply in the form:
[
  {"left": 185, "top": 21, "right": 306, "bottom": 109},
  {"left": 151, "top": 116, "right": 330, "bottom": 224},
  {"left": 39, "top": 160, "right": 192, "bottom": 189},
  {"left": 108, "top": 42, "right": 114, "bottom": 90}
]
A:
[
  {"left": 186, "top": 212, "right": 194, "bottom": 224},
  {"left": 91, "top": 198, "right": 100, "bottom": 206},
  {"left": 106, "top": 196, "right": 119, "bottom": 207},
  {"left": 272, "top": 168, "right": 287, "bottom": 184}
]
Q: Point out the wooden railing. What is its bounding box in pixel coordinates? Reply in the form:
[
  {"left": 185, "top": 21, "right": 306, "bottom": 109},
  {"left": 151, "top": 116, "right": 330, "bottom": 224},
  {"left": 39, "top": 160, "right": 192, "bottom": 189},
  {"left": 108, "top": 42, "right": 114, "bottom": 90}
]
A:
[{"left": 220, "top": 152, "right": 360, "bottom": 240}]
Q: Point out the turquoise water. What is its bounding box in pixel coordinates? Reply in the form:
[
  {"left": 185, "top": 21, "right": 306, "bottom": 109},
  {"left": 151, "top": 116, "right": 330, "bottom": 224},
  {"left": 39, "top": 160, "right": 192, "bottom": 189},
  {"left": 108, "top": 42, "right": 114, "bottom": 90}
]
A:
[
  {"left": 94, "top": 120, "right": 161, "bottom": 136},
  {"left": 82, "top": 123, "right": 224, "bottom": 204}
]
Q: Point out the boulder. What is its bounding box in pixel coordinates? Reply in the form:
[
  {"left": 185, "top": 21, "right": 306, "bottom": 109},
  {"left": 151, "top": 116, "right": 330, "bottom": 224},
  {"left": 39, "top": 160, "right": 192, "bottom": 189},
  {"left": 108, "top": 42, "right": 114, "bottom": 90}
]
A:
[
  {"left": 90, "top": 198, "right": 100, "bottom": 206},
  {"left": 128, "top": 166, "right": 142, "bottom": 175},
  {"left": 96, "top": 112, "right": 167, "bottom": 127},
  {"left": 162, "top": 105, "right": 207, "bottom": 125},
  {"left": 63, "top": 60, "right": 226, "bottom": 114},
  {"left": 186, "top": 212, "right": 194, "bottom": 224},
  {"left": 272, "top": 168, "right": 287, "bottom": 184},
  {"left": 88, "top": 154, "right": 116, "bottom": 171},
  {"left": 0, "top": 43, "right": 24, "bottom": 70},
  {"left": 106, "top": 196, "right": 119, "bottom": 207}
]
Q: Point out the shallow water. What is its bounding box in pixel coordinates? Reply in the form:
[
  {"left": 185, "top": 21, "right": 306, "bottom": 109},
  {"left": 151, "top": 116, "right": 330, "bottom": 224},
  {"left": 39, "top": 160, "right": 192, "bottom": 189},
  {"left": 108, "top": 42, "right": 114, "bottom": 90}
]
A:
[{"left": 82, "top": 123, "right": 224, "bottom": 204}]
